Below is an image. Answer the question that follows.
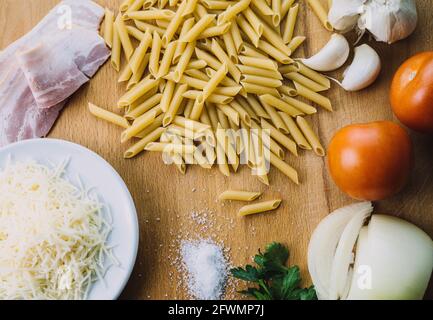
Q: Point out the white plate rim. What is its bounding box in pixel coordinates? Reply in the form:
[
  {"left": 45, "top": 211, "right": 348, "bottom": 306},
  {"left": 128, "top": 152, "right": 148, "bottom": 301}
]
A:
[{"left": 0, "top": 138, "right": 139, "bottom": 300}]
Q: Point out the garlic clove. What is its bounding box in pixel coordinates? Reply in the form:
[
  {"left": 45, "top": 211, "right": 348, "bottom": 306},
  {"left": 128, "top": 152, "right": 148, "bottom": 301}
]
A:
[
  {"left": 301, "top": 34, "right": 350, "bottom": 72},
  {"left": 328, "top": 0, "right": 366, "bottom": 32},
  {"left": 358, "top": 0, "right": 418, "bottom": 44},
  {"left": 340, "top": 44, "right": 381, "bottom": 91}
]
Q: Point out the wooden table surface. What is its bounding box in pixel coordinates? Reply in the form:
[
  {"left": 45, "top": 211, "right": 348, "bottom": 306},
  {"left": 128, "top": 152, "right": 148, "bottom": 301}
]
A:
[{"left": 1, "top": 0, "right": 432, "bottom": 300}]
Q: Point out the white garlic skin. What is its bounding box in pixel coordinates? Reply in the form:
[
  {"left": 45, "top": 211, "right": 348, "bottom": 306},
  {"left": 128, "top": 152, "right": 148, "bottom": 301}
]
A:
[
  {"left": 359, "top": 0, "right": 418, "bottom": 44},
  {"left": 301, "top": 34, "right": 350, "bottom": 72},
  {"left": 341, "top": 44, "right": 381, "bottom": 91},
  {"left": 328, "top": 0, "right": 365, "bottom": 32}
]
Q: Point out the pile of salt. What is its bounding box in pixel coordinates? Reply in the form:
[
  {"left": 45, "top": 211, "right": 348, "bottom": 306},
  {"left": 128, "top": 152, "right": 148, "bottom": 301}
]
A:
[{"left": 181, "top": 239, "right": 227, "bottom": 300}]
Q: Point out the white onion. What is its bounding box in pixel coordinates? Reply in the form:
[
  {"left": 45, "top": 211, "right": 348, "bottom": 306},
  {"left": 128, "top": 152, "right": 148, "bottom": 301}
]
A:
[
  {"left": 307, "top": 202, "right": 373, "bottom": 300},
  {"left": 347, "top": 215, "right": 433, "bottom": 300}
]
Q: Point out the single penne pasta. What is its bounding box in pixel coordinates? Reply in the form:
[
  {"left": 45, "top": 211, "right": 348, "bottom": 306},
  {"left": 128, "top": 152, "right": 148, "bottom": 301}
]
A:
[
  {"left": 246, "top": 95, "right": 270, "bottom": 119},
  {"left": 296, "top": 116, "right": 325, "bottom": 156},
  {"left": 216, "top": 138, "right": 230, "bottom": 176},
  {"left": 121, "top": 108, "right": 158, "bottom": 143},
  {"left": 294, "top": 82, "right": 333, "bottom": 111},
  {"left": 118, "top": 65, "right": 133, "bottom": 83},
  {"left": 236, "top": 15, "right": 260, "bottom": 47},
  {"left": 282, "top": 3, "right": 299, "bottom": 44},
  {"left": 162, "top": 0, "right": 187, "bottom": 47},
  {"left": 180, "top": 14, "right": 216, "bottom": 42},
  {"left": 125, "top": 94, "right": 162, "bottom": 120},
  {"left": 278, "top": 111, "right": 312, "bottom": 150},
  {"left": 257, "top": 40, "right": 293, "bottom": 65},
  {"left": 218, "top": 0, "right": 251, "bottom": 24},
  {"left": 214, "top": 86, "right": 242, "bottom": 96},
  {"left": 222, "top": 31, "right": 238, "bottom": 63},
  {"left": 183, "top": 0, "right": 199, "bottom": 16},
  {"left": 124, "top": 9, "right": 175, "bottom": 20},
  {"left": 238, "top": 55, "right": 278, "bottom": 71},
  {"left": 261, "top": 118, "right": 297, "bottom": 156},
  {"left": 229, "top": 20, "right": 243, "bottom": 53},
  {"left": 211, "top": 40, "right": 241, "bottom": 83},
  {"left": 228, "top": 101, "right": 252, "bottom": 126},
  {"left": 195, "top": 48, "right": 222, "bottom": 70},
  {"left": 160, "top": 80, "right": 176, "bottom": 113},
  {"left": 238, "top": 199, "right": 282, "bottom": 216},
  {"left": 271, "top": 0, "right": 281, "bottom": 26},
  {"left": 194, "top": 3, "right": 208, "bottom": 18},
  {"left": 187, "top": 59, "right": 208, "bottom": 70},
  {"left": 307, "top": 0, "right": 333, "bottom": 31},
  {"left": 240, "top": 43, "right": 268, "bottom": 59},
  {"left": 281, "top": 95, "right": 317, "bottom": 114},
  {"left": 251, "top": 0, "right": 274, "bottom": 16},
  {"left": 88, "top": 103, "right": 129, "bottom": 128},
  {"left": 240, "top": 74, "right": 282, "bottom": 88},
  {"left": 129, "top": 29, "right": 152, "bottom": 75},
  {"left": 173, "top": 17, "right": 195, "bottom": 64},
  {"left": 270, "top": 153, "right": 298, "bottom": 184},
  {"left": 260, "top": 94, "right": 303, "bottom": 117},
  {"left": 127, "top": 54, "right": 151, "bottom": 90},
  {"left": 115, "top": 14, "right": 134, "bottom": 61},
  {"left": 207, "top": 104, "right": 219, "bottom": 130},
  {"left": 284, "top": 72, "right": 328, "bottom": 92},
  {"left": 173, "top": 41, "right": 196, "bottom": 82},
  {"left": 295, "top": 61, "right": 331, "bottom": 88},
  {"left": 241, "top": 82, "right": 280, "bottom": 97},
  {"left": 197, "top": 62, "right": 229, "bottom": 104},
  {"left": 281, "top": 0, "right": 295, "bottom": 17},
  {"left": 173, "top": 116, "right": 211, "bottom": 132},
  {"left": 118, "top": 76, "right": 160, "bottom": 107},
  {"left": 183, "top": 99, "right": 194, "bottom": 118},
  {"left": 219, "top": 190, "right": 262, "bottom": 201},
  {"left": 198, "top": 23, "right": 231, "bottom": 39},
  {"left": 278, "top": 83, "right": 297, "bottom": 96},
  {"left": 156, "top": 41, "right": 177, "bottom": 78},
  {"left": 237, "top": 64, "right": 283, "bottom": 80},
  {"left": 243, "top": 8, "right": 264, "bottom": 37},
  {"left": 287, "top": 36, "right": 306, "bottom": 53},
  {"left": 261, "top": 102, "right": 289, "bottom": 134},
  {"left": 145, "top": 142, "right": 196, "bottom": 154},
  {"left": 111, "top": 25, "right": 121, "bottom": 72},
  {"left": 133, "top": 22, "right": 166, "bottom": 36},
  {"left": 104, "top": 8, "right": 114, "bottom": 48},
  {"left": 127, "top": 0, "right": 146, "bottom": 12},
  {"left": 217, "top": 104, "right": 240, "bottom": 125},
  {"left": 216, "top": 124, "right": 239, "bottom": 172},
  {"left": 149, "top": 31, "right": 162, "bottom": 77},
  {"left": 120, "top": 0, "right": 135, "bottom": 11},
  {"left": 124, "top": 127, "right": 165, "bottom": 158},
  {"left": 278, "top": 64, "right": 299, "bottom": 74},
  {"left": 201, "top": 0, "right": 233, "bottom": 10},
  {"left": 163, "top": 83, "right": 188, "bottom": 126}
]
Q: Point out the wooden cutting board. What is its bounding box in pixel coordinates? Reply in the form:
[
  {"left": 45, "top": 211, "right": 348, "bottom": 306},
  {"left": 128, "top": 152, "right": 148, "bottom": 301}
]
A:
[{"left": 1, "top": 0, "right": 432, "bottom": 299}]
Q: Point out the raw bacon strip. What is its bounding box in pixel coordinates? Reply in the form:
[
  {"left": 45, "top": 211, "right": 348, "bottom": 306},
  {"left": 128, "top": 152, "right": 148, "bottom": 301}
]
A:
[{"left": 17, "top": 28, "right": 110, "bottom": 109}]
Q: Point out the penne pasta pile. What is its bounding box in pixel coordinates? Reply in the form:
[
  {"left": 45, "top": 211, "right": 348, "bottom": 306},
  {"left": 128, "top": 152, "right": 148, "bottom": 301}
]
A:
[{"left": 91, "top": 0, "right": 334, "bottom": 185}]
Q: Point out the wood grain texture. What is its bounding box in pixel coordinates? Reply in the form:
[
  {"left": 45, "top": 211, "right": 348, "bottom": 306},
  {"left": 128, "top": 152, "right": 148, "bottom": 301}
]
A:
[{"left": 1, "top": 0, "right": 432, "bottom": 299}]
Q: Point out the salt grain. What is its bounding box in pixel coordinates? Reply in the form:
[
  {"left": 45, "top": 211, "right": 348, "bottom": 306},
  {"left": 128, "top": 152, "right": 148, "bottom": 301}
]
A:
[{"left": 180, "top": 239, "right": 227, "bottom": 300}]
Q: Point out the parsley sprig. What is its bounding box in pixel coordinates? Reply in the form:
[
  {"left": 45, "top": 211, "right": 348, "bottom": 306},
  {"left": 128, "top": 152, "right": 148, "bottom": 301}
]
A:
[{"left": 230, "top": 242, "right": 317, "bottom": 300}]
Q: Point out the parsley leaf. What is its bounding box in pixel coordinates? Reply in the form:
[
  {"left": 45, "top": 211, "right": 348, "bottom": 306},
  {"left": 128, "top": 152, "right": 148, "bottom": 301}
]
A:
[{"left": 230, "top": 242, "right": 317, "bottom": 300}]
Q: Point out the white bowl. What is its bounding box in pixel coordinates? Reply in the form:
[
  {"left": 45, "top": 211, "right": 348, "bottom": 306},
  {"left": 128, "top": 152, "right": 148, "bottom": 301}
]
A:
[{"left": 0, "top": 139, "right": 139, "bottom": 300}]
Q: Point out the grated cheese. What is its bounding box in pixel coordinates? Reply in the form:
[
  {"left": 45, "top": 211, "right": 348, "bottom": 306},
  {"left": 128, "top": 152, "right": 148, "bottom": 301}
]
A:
[{"left": 0, "top": 158, "right": 114, "bottom": 300}]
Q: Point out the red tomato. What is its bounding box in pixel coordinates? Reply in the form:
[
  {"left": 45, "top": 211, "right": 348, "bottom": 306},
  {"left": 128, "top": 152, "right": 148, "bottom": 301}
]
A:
[
  {"left": 328, "top": 121, "right": 413, "bottom": 201},
  {"left": 390, "top": 52, "right": 433, "bottom": 133}
]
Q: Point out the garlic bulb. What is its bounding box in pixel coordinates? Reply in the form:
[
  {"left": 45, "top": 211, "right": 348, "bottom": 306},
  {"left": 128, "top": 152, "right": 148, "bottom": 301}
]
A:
[
  {"left": 300, "top": 34, "right": 350, "bottom": 72},
  {"left": 328, "top": 0, "right": 418, "bottom": 44},
  {"left": 359, "top": 0, "right": 418, "bottom": 44},
  {"left": 328, "top": 0, "right": 365, "bottom": 32}
]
